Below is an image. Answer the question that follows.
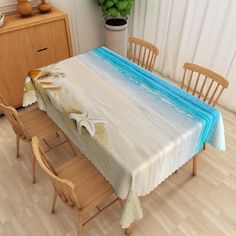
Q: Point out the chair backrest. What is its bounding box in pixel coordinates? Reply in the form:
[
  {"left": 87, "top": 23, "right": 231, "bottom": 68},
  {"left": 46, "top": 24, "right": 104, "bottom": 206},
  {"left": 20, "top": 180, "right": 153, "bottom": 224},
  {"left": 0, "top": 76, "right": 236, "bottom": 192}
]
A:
[
  {"left": 181, "top": 63, "right": 229, "bottom": 106},
  {"left": 0, "top": 95, "right": 7, "bottom": 106},
  {"left": 0, "top": 95, "right": 30, "bottom": 141},
  {"left": 128, "top": 36, "right": 159, "bottom": 72},
  {"left": 32, "top": 136, "right": 81, "bottom": 209}
]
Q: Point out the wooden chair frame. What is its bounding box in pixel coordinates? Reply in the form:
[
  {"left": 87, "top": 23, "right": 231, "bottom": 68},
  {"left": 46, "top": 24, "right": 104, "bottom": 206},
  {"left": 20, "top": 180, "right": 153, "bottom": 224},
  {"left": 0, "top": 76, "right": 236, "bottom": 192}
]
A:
[
  {"left": 0, "top": 95, "right": 76, "bottom": 183},
  {"left": 128, "top": 36, "right": 159, "bottom": 72},
  {"left": 0, "top": 97, "right": 31, "bottom": 143},
  {"left": 180, "top": 63, "right": 229, "bottom": 176},
  {"left": 181, "top": 63, "right": 229, "bottom": 107},
  {"left": 32, "top": 136, "right": 121, "bottom": 236}
]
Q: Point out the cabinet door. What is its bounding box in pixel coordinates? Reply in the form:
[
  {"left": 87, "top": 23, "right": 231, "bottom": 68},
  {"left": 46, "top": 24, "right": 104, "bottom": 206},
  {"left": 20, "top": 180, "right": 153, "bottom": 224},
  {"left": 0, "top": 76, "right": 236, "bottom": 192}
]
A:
[
  {"left": 0, "top": 29, "right": 33, "bottom": 107},
  {"left": 28, "top": 19, "right": 70, "bottom": 68}
]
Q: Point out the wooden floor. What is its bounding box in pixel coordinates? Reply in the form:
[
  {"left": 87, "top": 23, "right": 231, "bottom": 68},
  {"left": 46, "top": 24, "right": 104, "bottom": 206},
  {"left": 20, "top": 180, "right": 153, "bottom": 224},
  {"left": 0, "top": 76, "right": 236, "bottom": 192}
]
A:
[{"left": 0, "top": 105, "right": 236, "bottom": 236}]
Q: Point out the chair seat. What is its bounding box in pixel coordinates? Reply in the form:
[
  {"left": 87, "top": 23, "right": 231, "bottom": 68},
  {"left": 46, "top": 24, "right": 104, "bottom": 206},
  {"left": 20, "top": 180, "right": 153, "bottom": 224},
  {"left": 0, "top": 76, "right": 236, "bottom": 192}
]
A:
[
  {"left": 56, "top": 156, "right": 115, "bottom": 209},
  {"left": 19, "top": 107, "right": 59, "bottom": 139}
]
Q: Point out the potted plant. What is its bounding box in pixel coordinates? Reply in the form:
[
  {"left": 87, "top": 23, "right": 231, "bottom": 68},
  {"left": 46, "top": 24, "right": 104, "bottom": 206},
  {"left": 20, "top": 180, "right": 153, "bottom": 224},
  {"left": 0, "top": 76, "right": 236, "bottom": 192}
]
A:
[{"left": 96, "top": 0, "right": 133, "bottom": 57}]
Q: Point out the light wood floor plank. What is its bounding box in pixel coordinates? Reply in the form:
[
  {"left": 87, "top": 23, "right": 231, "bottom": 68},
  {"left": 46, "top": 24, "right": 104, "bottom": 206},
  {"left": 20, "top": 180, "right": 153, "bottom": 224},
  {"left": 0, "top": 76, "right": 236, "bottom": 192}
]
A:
[{"left": 0, "top": 105, "right": 235, "bottom": 235}]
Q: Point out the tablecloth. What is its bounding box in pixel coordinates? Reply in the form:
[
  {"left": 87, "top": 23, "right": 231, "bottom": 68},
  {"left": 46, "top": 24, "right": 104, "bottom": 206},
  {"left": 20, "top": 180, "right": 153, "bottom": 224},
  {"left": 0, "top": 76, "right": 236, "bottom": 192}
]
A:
[{"left": 23, "top": 47, "right": 225, "bottom": 228}]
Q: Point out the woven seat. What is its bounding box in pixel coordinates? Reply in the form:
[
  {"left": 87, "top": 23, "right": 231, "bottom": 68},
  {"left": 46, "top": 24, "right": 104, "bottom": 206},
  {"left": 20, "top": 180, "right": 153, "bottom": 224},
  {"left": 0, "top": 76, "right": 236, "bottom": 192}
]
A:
[
  {"left": 32, "top": 136, "right": 118, "bottom": 236},
  {"left": 19, "top": 106, "right": 59, "bottom": 138},
  {"left": 56, "top": 156, "right": 115, "bottom": 209},
  {"left": 0, "top": 95, "right": 76, "bottom": 183}
]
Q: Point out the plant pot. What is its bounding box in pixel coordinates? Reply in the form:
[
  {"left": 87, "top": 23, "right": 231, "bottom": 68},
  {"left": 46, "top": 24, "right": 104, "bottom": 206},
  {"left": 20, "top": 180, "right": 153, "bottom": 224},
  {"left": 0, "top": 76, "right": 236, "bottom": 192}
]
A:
[
  {"left": 104, "top": 18, "right": 128, "bottom": 57},
  {"left": 17, "top": 0, "right": 32, "bottom": 17}
]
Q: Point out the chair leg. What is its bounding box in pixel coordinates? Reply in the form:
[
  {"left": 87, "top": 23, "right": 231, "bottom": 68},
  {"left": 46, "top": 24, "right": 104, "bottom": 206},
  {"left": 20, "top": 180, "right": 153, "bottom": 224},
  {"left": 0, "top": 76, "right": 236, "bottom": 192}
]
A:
[
  {"left": 16, "top": 136, "right": 20, "bottom": 158},
  {"left": 203, "top": 143, "right": 206, "bottom": 150},
  {"left": 193, "top": 155, "right": 198, "bottom": 176},
  {"left": 77, "top": 213, "right": 83, "bottom": 236},
  {"left": 32, "top": 153, "right": 36, "bottom": 184},
  {"left": 51, "top": 191, "right": 58, "bottom": 214},
  {"left": 125, "top": 224, "right": 133, "bottom": 235}
]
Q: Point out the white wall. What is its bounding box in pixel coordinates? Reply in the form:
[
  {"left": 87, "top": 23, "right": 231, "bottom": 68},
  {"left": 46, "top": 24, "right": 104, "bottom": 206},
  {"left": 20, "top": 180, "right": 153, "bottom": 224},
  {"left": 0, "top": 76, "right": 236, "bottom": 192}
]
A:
[
  {"left": 49, "top": 0, "right": 105, "bottom": 54},
  {"left": 51, "top": 0, "right": 134, "bottom": 54},
  {"left": 76, "top": 0, "right": 105, "bottom": 53}
]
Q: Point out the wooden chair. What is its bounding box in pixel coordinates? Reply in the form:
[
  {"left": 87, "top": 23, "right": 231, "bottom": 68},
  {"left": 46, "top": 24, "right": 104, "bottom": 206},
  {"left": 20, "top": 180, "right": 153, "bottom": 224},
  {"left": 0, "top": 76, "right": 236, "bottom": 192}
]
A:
[
  {"left": 181, "top": 63, "right": 229, "bottom": 106},
  {"left": 180, "top": 63, "right": 229, "bottom": 176},
  {"left": 32, "top": 136, "right": 119, "bottom": 236},
  {"left": 128, "top": 36, "right": 159, "bottom": 72},
  {"left": 0, "top": 95, "right": 76, "bottom": 183}
]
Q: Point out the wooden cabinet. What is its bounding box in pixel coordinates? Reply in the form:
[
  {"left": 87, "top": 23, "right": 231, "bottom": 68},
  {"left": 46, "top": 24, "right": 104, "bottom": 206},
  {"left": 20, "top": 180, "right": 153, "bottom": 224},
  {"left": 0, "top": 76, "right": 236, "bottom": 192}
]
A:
[{"left": 0, "top": 8, "right": 73, "bottom": 107}]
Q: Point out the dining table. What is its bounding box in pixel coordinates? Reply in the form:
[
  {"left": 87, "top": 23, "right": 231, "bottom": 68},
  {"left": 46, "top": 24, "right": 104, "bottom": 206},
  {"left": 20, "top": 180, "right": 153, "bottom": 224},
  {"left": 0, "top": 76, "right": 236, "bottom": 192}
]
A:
[{"left": 23, "top": 47, "right": 225, "bottom": 230}]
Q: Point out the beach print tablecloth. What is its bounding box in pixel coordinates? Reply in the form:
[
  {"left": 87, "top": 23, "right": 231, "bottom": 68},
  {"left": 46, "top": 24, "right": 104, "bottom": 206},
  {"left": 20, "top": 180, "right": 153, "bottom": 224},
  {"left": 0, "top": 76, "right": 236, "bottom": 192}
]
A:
[{"left": 23, "top": 47, "right": 225, "bottom": 228}]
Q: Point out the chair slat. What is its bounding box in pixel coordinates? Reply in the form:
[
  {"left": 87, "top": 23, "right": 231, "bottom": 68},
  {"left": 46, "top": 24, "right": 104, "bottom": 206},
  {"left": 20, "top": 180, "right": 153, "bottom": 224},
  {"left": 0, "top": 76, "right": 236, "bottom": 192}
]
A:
[
  {"left": 137, "top": 45, "right": 142, "bottom": 65},
  {"left": 198, "top": 75, "right": 208, "bottom": 99},
  {"left": 212, "top": 87, "right": 224, "bottom": 107},
  {"left": 187, "top": 71, "right": 194, "bottom": 92},
  {"left": 149, "top": 52, "right": 155, "bottom": 71},
  {"left": 134, "top": 43, "right": 137, "bottom": 63},
  {"left": 181, "top": 63, "right": 229, "bottom": 106},
  {"left": 128, "top": 42, "right": 132, "bottom": 60},
  {"left": 142, "top": 47, "right": 147, "bottom": 67},
  {"left": 192, "top": 73, "right": 201, "bottom": 95},
  {"left": 0, "top": 95, "right": 7, "bottom": 106},
  {"left": 209, "top": 83, "right": 220, "bottom": 105},
  {"left": 145, "top": 50, "right": 151, "bottom": 69},
  {"left": 0, "top": 102, "right": 30, "bottom": 141},
  {"left": 128, "top": 37, "right": 159, "bottom": 72},
  {"left": 181, "top": 69, "right": 187, "bottom": 89},
  {"left": 204, "top": 79, "right": 214, "bottom": 102},
  {"left": 150, "top": 54, "right": 157, "bottom": 72}
]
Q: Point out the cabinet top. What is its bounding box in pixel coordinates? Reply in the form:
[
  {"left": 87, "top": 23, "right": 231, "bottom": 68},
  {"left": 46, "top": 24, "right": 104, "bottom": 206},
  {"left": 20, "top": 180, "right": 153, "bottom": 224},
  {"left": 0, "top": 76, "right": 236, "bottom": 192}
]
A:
[{"left": 0, "top": 8, "right": 67, "bottom": 34}]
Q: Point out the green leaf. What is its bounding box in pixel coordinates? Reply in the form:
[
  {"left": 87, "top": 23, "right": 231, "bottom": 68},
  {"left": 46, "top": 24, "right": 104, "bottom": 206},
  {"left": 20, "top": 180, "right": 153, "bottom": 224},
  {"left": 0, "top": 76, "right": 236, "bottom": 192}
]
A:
[
  {"left": 103, "top": 9, "right": 110, "bottom": 16},
  {"left": 97, "top": 0, "right": 104, "bottom": 6},
  {"left": 116, "top": 1, "right": 128, "bottom": 11},
  {"left": 120, "top": 10, "right": 127, "bottom": 17},
  {"left": 106, "top": 0, "right": 114, "bottom": 8},
  {"left": 127, "top": 1, "right": 132, "bottom": 10},
  {"left": 109, "top": 7, "right": 119, "bottom": 18},
  {"left": 97, "top": 0, "right": 133, "bottom": 19},
  {"left": 102, "top": 4, "right": 107, "bottom": 11}
]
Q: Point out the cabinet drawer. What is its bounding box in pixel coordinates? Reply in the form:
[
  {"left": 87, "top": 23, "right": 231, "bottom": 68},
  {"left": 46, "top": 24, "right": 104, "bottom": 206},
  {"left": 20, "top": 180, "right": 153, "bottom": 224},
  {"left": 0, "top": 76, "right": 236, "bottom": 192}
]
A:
[
  {"left": 0, "top": 29, "right": 33, "bottom": 107},
  {"left": 28, "top": 19, "right": 70, "bottom": 68}
]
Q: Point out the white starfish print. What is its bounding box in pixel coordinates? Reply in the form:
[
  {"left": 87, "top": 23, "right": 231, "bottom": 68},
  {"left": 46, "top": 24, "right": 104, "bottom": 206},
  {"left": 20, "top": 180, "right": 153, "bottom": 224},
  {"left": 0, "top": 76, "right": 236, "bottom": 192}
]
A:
[{"left": 69, "top": 112, "right": 106, "bottom": 137}]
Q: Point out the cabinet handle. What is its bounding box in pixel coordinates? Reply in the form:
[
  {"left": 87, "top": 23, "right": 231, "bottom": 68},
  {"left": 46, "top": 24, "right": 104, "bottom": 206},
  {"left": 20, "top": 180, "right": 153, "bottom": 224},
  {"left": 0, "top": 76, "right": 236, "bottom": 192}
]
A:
[{"left": 37, "top": 47, "right": 48, "bottom": 52}]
